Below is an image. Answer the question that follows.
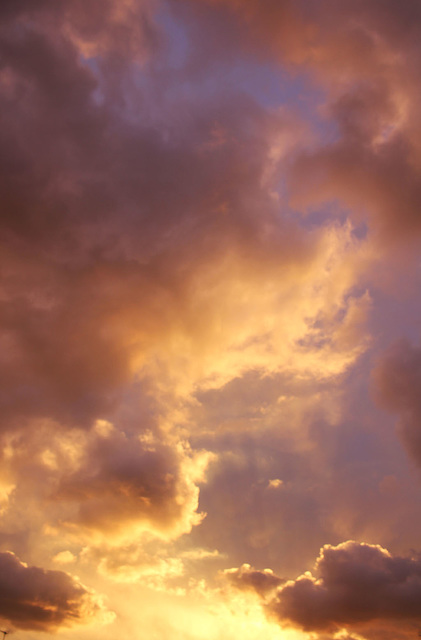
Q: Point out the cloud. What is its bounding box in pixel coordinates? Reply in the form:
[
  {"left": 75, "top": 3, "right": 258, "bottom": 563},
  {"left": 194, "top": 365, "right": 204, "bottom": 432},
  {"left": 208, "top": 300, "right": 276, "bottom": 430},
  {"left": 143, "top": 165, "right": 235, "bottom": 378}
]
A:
[
  {"left": 52, "top": 426, "right": 210, "bottom": 541},
  {"left": 188, "top": 425, "right": 336, "bottom": 575},
  {"left": 3, "top": 4, "right": 418, "bottom": 638},
  {"left": 0, "top": 422, "right": 212, "bottom": 546},
  {"left": 0, "top": 69, "right": 370, "bottom": 434},
  {"left": 0, "top": 4, "right": 375, "bottom": 589},
  {"left": 270, "top": 541, "right": 421, "bottom": 632},
  {"left": 179, "top": 0, "right": 421, "bottom": 244},
  {"left": 0, "top": 0, "right": 384, "bottom": 453},
  {"left": 224, "top": 563, "right": 284, "bottom": 596},
  {"left": 0, "top": 550, "right": 113, "bottom": 631},
  {"left": 372, "top": 339, "right": 421, "bottom": 466},
  {"left": 0, "top": 0, "right": 161, "bottom": 61},
  {"left": 0, "top": 0, "right": 305, "bottom": 431}
]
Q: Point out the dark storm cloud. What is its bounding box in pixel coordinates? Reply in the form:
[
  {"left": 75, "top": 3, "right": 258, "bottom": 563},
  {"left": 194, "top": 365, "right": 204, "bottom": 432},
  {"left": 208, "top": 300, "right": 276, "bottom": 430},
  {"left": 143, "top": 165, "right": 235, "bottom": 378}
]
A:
[
  {"left": 0, "top": 551, "right": 111, "bottom": 631},
  {"left": 270, "top": 541, "right": 421, "bottom": 631}
]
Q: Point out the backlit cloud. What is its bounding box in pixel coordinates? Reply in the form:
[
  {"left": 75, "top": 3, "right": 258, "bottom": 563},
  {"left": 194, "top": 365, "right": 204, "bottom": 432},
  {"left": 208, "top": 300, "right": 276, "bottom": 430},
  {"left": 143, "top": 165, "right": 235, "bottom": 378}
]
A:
[
  {"left": 270, "top": 541, "right": 421, "bottom": 633},
  {"left": 0, "top": 422, "right": 211, "bottom": 547},
  {"left": 0, "top": 551, "right": 113, "bottom": 631}
]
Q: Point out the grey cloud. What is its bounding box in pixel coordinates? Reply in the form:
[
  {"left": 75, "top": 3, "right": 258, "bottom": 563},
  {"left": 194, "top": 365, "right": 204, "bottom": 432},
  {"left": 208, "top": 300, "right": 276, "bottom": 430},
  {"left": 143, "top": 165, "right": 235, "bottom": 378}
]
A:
[
  {"left": 271, "top": 541, "right": 421, "bottom": 631},
  {"left": 224, "top": 563, "right": 284, "bottom": 596},
  {"left": 0, "top": 424, "right": 208, "bottom": 544},
  {"left": 373, "top": 339, "right": 421, "bottom": 466},
  {"left": 0, "top": 551, "right": 112, "bottom": 631},
  {"left": 53, "top": 428, "right": 204, "bottom": 539}
]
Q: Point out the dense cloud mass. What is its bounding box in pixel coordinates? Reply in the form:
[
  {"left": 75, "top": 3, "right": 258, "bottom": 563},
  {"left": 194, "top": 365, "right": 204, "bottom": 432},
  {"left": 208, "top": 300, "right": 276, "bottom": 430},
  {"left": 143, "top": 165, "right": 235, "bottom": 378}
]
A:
[
  {"left": 0, "top": 0, "right": 346, "bottom": 431},
  {"left": 2, "top": 0, "right": 421, "bottom": 639},
  {"left": 271, "top": 541, "right": 421, "bottom": 631},
  {"left": 0, "top": 551, "right": 112, "bottom": 631}
]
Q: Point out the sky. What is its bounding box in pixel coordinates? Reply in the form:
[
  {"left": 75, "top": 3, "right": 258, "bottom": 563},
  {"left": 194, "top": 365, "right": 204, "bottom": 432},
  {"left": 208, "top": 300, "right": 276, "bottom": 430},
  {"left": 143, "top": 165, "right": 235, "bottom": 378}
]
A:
[{"left": 2, "top": 1, "right": 421, "bottom": 639}]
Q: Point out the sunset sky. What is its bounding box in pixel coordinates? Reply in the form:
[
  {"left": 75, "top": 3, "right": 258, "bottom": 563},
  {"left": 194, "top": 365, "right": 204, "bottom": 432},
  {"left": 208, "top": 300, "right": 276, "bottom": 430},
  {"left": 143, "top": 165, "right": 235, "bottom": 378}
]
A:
[{"left": 2, "top": 1, "right": 421, "bottom": 639}]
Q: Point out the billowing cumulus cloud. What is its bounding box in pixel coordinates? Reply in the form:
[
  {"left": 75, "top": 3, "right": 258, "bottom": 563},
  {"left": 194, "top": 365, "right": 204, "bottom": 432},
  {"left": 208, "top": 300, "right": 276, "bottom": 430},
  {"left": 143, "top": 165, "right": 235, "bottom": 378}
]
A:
[
  {"left": 0, "top": 422, "right": 211, "bottom": 547},
  {"left": 270, "top": 541, "right": 421, "bottom": 632},
  {"left": 52, "top": 426, "right": 210, "bottom": 541},
  {"left": 0, "top": 550, "right": 113, "bottom": 631}
]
